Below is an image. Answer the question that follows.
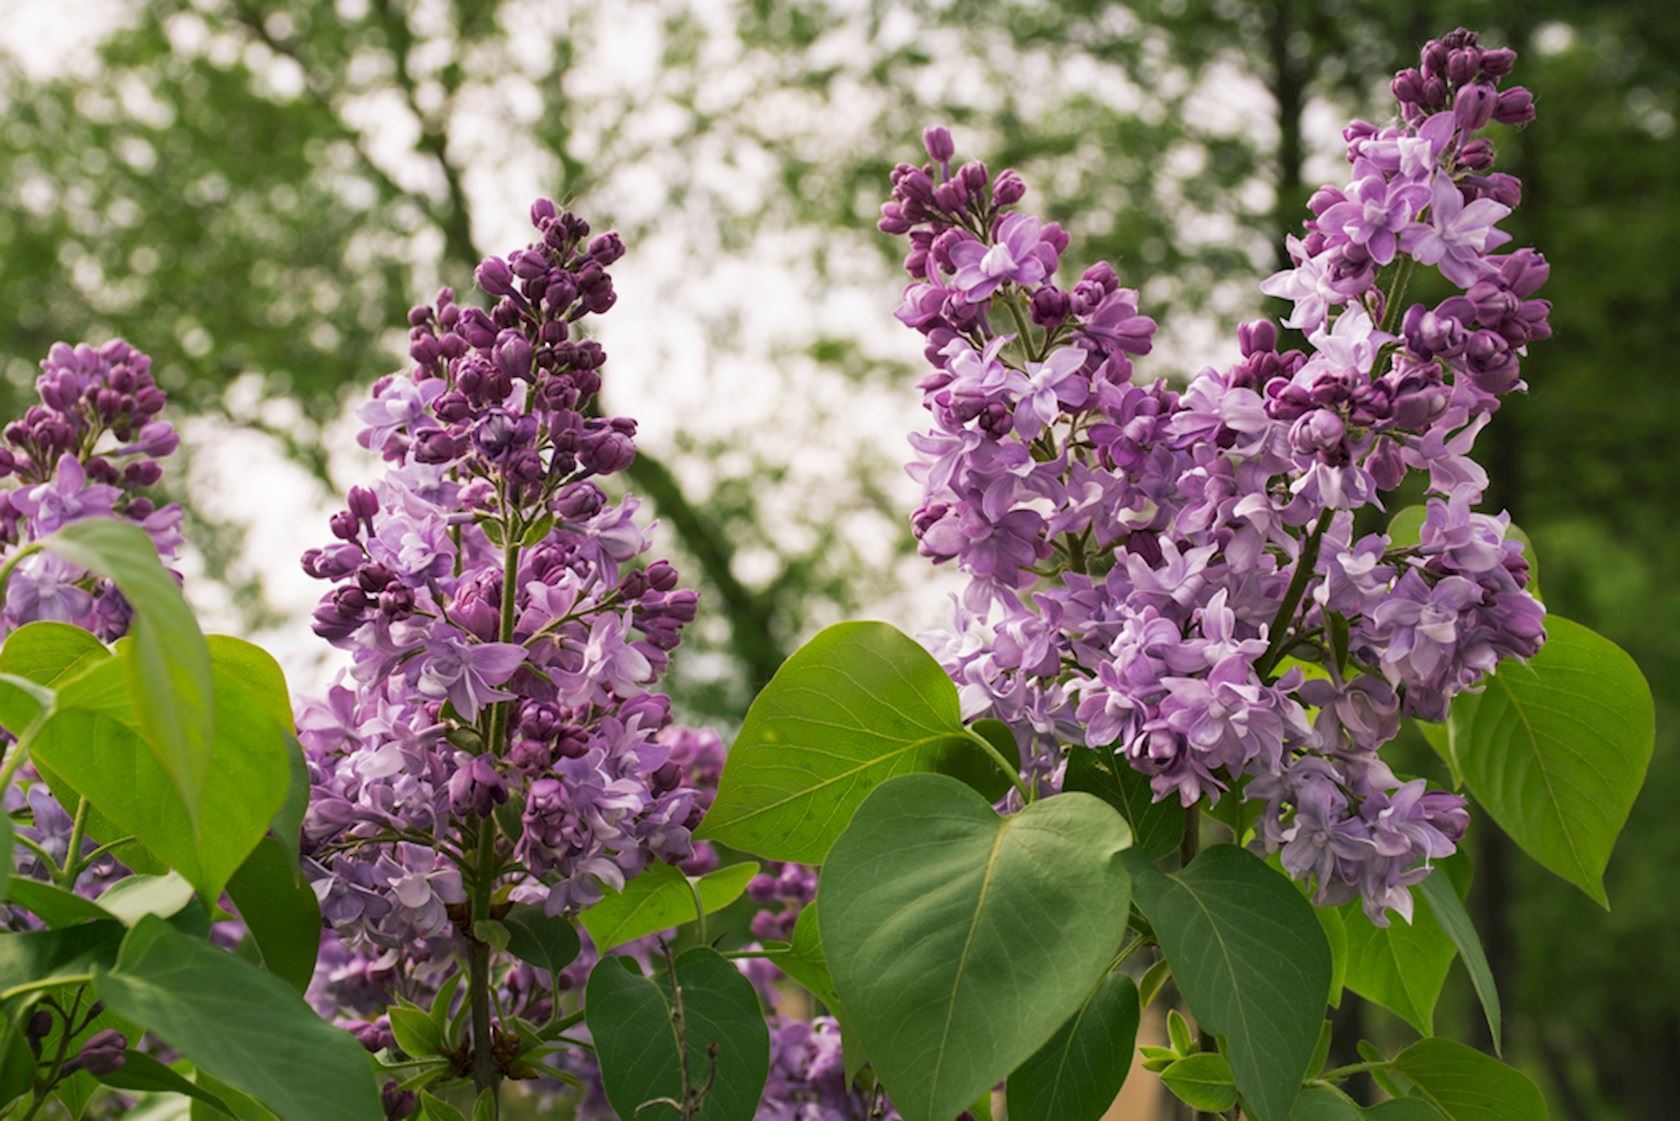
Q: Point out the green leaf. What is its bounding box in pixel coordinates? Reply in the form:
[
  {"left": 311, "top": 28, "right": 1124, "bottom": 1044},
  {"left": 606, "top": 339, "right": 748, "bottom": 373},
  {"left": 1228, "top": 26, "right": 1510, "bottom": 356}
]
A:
[
  {"left": 1006, "top": 972, "right": 1139, "bottom": 1121},
  {"left": 767, "top": 903, "right": 839, "bottom": 1011},
  {"left": 226, "top": 836, "right": 322, "bottom": 993},
  {"left": 1062, "top": 746, "right": 1184, "bottom": 863},
  {"left": 1160, "top": 1052, "right": 1239, "bottom": 1112},
  {"left": 1448, "top": 616, "right": 1653, "bottom": 905},
  {"left": 471, "top": 1088, "right": 496, "bottom": 1121},
  {"left": 93, "top": 915, "right": 382, "bottom": 1121},
  {"left": 34, "top": 653, "right": 291, "bottom": 903},
  {"left": 1132, "top": 845, "right": 1330, "bottom": 1121},
  {"left": 1315, "top": 904, "right": 1348, "bottom": 1007},
  {"left": 1338, "top": 858, "right": 1470, "bottom": 1038},
  {"left": 502, "top": 905, "right": 581, "bottom": 975},
  {"left": 585, "top": 948, "right": 771, "bottom": 1121},
  {"left": 1292, "top": 1087, "right": 1447, "bottom": 1120},
  {"left": 0, "top": 814, "right": 10, "bottom": 904},
  {"left": 818, "top": 773, "right": 1134, "bottom": 1121},
  {"left": 95, "top": 872, "right": 196, "bottom": 925},
  {"left": 1390, "top": 1038, "right": 1547, "bottom": 1121},
  {"left": 39, "top": 518, "right": 214, "bottom": 810},
  {"left": 0, "top": 621, "right": 105, "bottom": 729},
  {"left": 0, "top": 921, "right": 124, "bottom": 997},
  {"left": 1418, "top": 869, "right": 1501, "bottom": 1053},
  {"left": 418, "top": 1092, "right": 467, "bottom": 1121},
  {"left": 700, "top": 622, "right": 999, "bottom": 863},
  {"left": 389, "top": 1005, "right": 446, "bottom": 1059},
  {"left": 6, "top": 878, "right": 113, "bottom": 927},
  {"left": 580, "top": 860, "right": 759, "bottom": 952},
  {"left": 271, "top": 735, "right": 311, "bottom": 867},
  {"left": 97, "top": 1051, "right": 234, "bottom": 1114}
]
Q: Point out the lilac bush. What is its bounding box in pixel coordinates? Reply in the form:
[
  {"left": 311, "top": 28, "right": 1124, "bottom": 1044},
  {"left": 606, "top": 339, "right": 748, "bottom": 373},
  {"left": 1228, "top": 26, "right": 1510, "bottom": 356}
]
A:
[{"left": 881, "top": 27, "right": 1547, "bottom": 924}]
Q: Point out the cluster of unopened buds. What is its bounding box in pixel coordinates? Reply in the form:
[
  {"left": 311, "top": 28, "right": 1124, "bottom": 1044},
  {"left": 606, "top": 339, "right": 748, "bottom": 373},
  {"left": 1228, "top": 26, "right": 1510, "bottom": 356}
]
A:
[{"left": 882, "top": 26, "right": 1548, "bottom": 923}]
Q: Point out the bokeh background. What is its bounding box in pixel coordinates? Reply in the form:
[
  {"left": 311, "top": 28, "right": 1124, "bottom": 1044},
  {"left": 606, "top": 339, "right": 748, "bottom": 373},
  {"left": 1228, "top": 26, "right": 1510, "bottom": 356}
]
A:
[{"left": 2, "top": 1, "right": 1675, "bottom": 1117}]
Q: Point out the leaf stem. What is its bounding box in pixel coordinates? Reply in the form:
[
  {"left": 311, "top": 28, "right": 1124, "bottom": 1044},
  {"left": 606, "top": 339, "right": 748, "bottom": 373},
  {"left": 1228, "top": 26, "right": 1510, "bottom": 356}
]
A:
[
  {"left": 964, "top": 727, "right": 1032, "bottom": 804},
  {"left": 1255, "top": 515, "right": 1331, "bottom": 679}
]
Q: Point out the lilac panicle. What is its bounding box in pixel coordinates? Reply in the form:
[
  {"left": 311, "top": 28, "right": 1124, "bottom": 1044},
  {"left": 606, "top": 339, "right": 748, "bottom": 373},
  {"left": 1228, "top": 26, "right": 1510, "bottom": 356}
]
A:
[
  {"left": 883, "top": 28, "right": 1546, "bottom": 924},
  {"left": 298, "top": 199, "right": 709, "bottom": 950}
]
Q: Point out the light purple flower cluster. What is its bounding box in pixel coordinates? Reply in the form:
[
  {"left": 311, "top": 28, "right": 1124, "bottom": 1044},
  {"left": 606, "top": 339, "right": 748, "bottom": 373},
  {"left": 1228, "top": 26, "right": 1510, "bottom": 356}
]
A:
[
  {"left": 1, "top": 339, "right": 182, "bottom": 924},
  {"left": 882, "top": 29, "right": 1547, "bottom": 923},
  {"left": 298, "top": 200, "right": 704, "bottom": 952}
]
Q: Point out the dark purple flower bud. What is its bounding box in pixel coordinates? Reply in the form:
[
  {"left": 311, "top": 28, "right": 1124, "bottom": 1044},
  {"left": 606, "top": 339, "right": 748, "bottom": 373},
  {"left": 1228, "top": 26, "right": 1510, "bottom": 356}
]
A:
[
  {"left": 457, "top": 308, "right": 497, "bottom": 349},
  {"left": 1290, "top": 409, "right": 1347, "bottom": 459},
  {"left": 475, "top": 256, "right": 514, "bottom": 296},
  {"left": 329, "top": 511, "right": 361, "bottom": 540},
  {"left": 414, "top": 428, "right": 467, "bottom": 465},
  {"left": 407, "top": 305, "right": 432, "bottom": 328},
  {"left": 588, "top": 232, "right": 625, "bottom": 265},
  {"left": 1238, "top": 319, "right": 1278, "bottom": 357},
  {"left": 347, "top": 485, "right": 379, "bottom": 521},
  {"left": 1481, "top": 47, "right": 1517, "bottom": 77},
  {"left": 25, "top": 1010, "right": 53, "bottom": 1048},
  {"left": 555, "top": 483, "right": 604, "bottom": 522},
  {"left": 70, "top": 1030, "right": 127, "bottom": 1076},
  {"left": 408, "top": 332, "right": 441, "bottom": 368},
  {"left": 511, "top": 249, "right": 550, "bottom": 281},
  {"left": 382, "top": 1081, "right": 418, "bottom": 1121},
  {"left": 1493, "top": 86, "right": 1535, "bottom": 125},
  {"left": 1030, "top": 286, "right": 1072, "bottom": 326},
  {"left": 922, "top": 125, "right": 955, "bottom": 163},
  {"left": 449, "top": 753, "right": 509, "bottom": 818},
  {"left": 1390, "top": 68, "right": 1423, "bottom": 106},
  {"left": 1454, "top": 83, "right": 1496, "bottom": 132},
  {"left": 351, "top": 1018, "right": 395, "bottom": 1053},
  {"left": 579, "top": 422, "right": 636, "bottom": 475},
  {"left": 1447, "top": 47, "right": 1479, "bottom": 85},
  {"left": 379, "top": 585, "right": 415, "bottom": 619},
  {"left": 1453, "top": 141, "right": 1494, "bottom": 176},
  {"left": 124, "top": 460, "right": 162, "bottom": 487},
  {"left": 493, "top": 334, "right": 533, "bottom": 382},
  {"left": 992, "top": 170, "right": 1026, "bottom": 205},
  {"left": 530, "top": 197, "right": 558, "bottom": 227}
]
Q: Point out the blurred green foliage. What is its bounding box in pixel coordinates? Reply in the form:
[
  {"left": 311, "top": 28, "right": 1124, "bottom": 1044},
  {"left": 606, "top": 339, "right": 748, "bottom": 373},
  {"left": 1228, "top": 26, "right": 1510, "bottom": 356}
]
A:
[{"left": 0, "top": 1, "right": 1676, "bottom": 1116}]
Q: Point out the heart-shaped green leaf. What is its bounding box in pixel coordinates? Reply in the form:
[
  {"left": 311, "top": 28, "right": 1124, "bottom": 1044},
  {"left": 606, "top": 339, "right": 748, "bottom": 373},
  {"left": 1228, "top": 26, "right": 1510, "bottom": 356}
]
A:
[
  {"left": 1292, "top": 1087, "right": 1447, "bottom": 1120},
  {"left": 585, "top": 948, "right": 770, "bottom": 1121},
  {"left": 1161, "top": 1052, "right": 1239, "bottom": 1112},
  {"left": 33, "top": 650, "right": 291, "bottom": 903},
  {"left": 1133, "top": 845, "right": 1330, "bottom": 1121},
  {"left": 580, "top": 860, "right": 759, "bottom": 951},
  {"left": 1390, "top": 1038, "right": 1546, "bottom": 1121},
  {"left": 1338, "top": 858, "right": 1470, "bottom": 1037},
  {"left": 1007, "top": 971, "right": 1139, "bottom": 1121},
  {"left": 700, "top": 622, "right": 1003, "bottom": 863},
  {"left": 1448, "top": 616, "right": 1652, "bottom": 905},
  {"left": 502, "top": 905, "right": 581, "bottom": 975},
  {"left": 819, "top": 774, "right": 1133, "bottom": 1121}
]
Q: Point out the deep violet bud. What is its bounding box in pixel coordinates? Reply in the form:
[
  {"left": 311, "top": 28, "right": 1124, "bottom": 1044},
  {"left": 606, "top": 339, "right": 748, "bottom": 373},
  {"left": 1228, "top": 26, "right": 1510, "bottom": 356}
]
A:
[
  {"left": 1031, "top": 286, "right": 1072, "bottom": 326},
  {"left": 68, "top": 1030, "right": 126, "bottom": 1076},
  {"left": 1454, "top": 83, "right": 1496, "bottom": 131},
  {"left": 992, "top": 170, "right": 1026, "bottom": 206},
  {"left": 588, "top": 232, "right": 626, "bottom": 265},
  {"left": 922, "top": 125, "right": 954, "bottom": 163},
  {"left": 382, "top": 1082, "right": 418, "bottom": 1121},
  {"left": 347, "top": 485, "right": 379, "bottom": 521},
  {"left": 448, "top": 754, "right": 509, "bottom": 818},
  {"left": 1493, "top": 86, "right": 1535, "bottom": 125},
  {"left": 475, "top": 256, "right": 514, "bottom": 297}
]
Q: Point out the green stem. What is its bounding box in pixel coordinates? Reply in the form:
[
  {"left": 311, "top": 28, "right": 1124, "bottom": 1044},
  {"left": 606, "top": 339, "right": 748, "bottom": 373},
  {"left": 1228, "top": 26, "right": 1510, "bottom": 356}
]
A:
[
  {"left": 1379, "top": 257, "right": 1415, "bottom": 334},
  {"left": 1255, "top": 515, "right": 1331, "bottom": 679},
  {"left": 686, "top": 875, "right": 709, "bottom": 949},
  {"left": 964, "top": 727, "right": 1032, "bottom": 804},
  {"left": 57, "top": 798, "right": 90, "bottom": 889},
  {"left": 1319, "top": 1058, "right": 1392, "bottom": 1082}
]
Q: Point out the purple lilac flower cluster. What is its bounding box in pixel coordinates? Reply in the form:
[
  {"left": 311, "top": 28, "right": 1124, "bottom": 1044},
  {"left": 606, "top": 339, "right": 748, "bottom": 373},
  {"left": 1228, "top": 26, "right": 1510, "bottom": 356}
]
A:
[
  {"left": 0, "top": 339, "right": 182, "bottom": 637},
  {"left": 880, "top": 29, "right": 1547, "bottom": 923},
  {"left": 2, "top": 339, "right": 182, "bottom": 917},
  {"left": 298, "top": 199, "right": 704, "bottom": 954}
]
